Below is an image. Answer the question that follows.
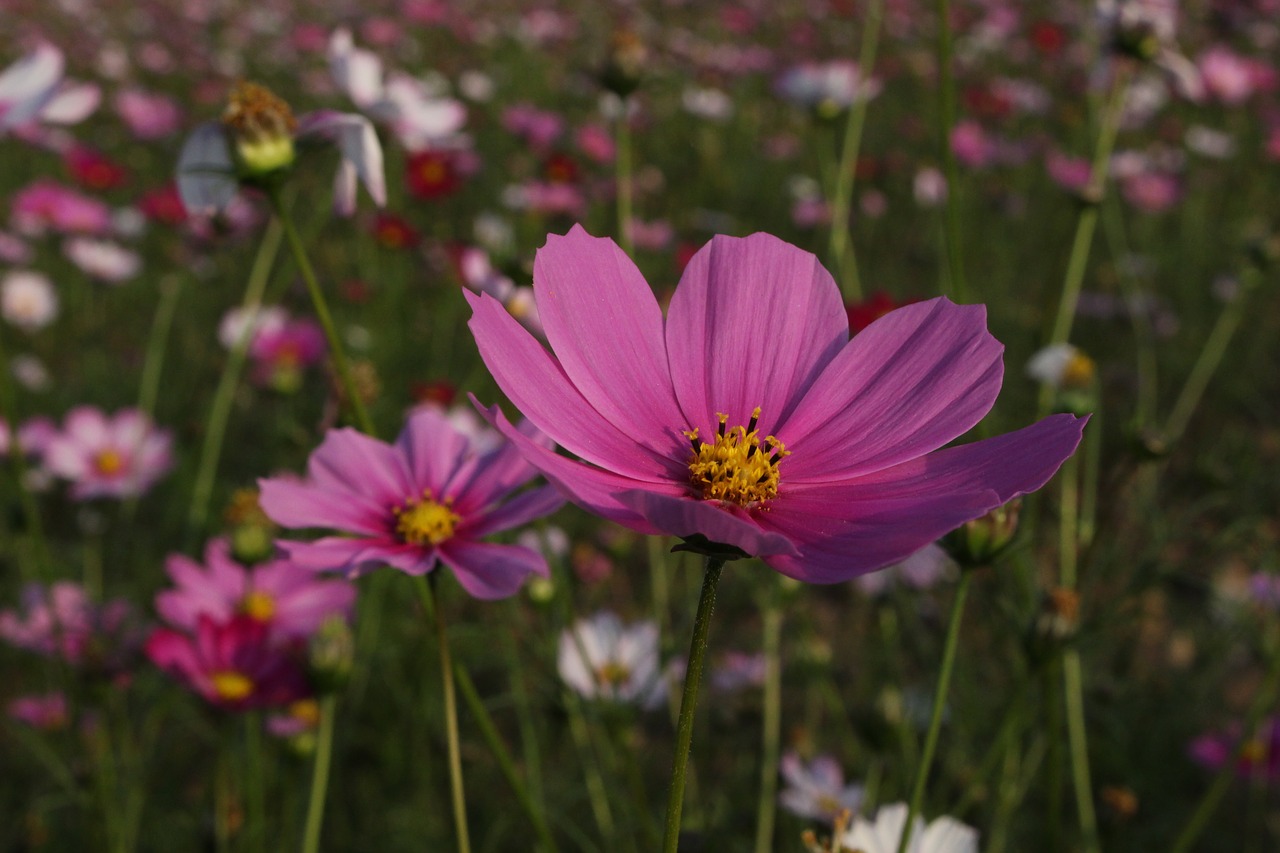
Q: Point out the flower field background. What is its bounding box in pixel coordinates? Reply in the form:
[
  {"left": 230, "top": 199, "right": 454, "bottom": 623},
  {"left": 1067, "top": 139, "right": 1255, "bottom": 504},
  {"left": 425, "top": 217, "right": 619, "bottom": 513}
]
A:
[{"left": 1, "top": 0, "right": 1278, "bottom": 851}]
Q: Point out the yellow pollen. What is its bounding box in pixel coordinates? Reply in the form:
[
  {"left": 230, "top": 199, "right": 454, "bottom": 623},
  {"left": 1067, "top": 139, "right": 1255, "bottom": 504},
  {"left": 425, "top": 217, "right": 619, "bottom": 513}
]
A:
[
  {"left": 684, "top": 407, "right": 789, "bottom": 507},
  {"left": 222, "top": 81, "right": 297, "bottom": 142},
  {"left": 94, "top": 449, "right": 124, "bottom": 476},
  {"left": 240, "top": 590, "right": 276, "bottom": 622},
  {"left": 211, "top": 670, "right": 254, "bottom": 702},
  {"left": 393, "top": 493, "right": 460, "bottom": 546},
  {"left": 595, "top": 661, "right": 632, "bottom": 687}
]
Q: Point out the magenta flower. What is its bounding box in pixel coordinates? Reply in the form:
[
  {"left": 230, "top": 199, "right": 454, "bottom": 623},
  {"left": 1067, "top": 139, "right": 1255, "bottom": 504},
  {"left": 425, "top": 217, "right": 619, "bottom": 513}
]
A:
[
  {"left": 258, "top": 406, "right": 565, "bottom": 599},
  {"left": 146, "top": 615, "right": 309, "bottom": 712},
  {"left": 156, "top": 538, "right": 356, "bottom": 643},
  {"left": 467, "top": 226, "right": 1087, "bottom": 582},
  {"left": 44, "top": 406, "right": 173, "bottom": 500},
  {"left": 1190, "top": 718, "right": 1280, "bottom": 781},
  {"left": 0, "top": 582, "right": 142, "bottom": 672}
]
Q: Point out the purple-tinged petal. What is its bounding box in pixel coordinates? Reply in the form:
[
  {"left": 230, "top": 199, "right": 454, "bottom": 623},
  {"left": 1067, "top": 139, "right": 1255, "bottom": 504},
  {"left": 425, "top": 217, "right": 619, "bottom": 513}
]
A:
[
  {"left": 176, "top": 122, "right": 237, "bottom": 216},
  {"left": 463, "top": 484, "right": 565, "bottom": 538},
  {"left": 297, "top": 110, "right": 386, "bottom": 212},
  {"left": 396, "top": 407, "right": 469, "bottom": 496},
  {"left": 437, "top": 541, "right": 547, "bottom": 600},
  {"left": 533, "top": 225, "right": 685, "bottom": 447},
  {"left": 39, "top": 81, "right": 100, "bottom": 125},
  {"left": 665, "top": 232, "right": 847, "bottom": 437},
  {"left": 467, "top": 292, "right": 684, "bottom": 481},
  {"left": 258, "top": 478, "right": 389, "bottom": 535},
  {"left": 445, "top": 418, "right": 546, "bottom": 513},
  {"left": 778, "top": 298, "right": 1004, "bottom": 482},
  {"left": 277, "top": 537, "right": 433, "bottom": 578},
  {"left": 145, "top": 627, "right": 201, "bottom": 682},
  {"left": 328, "top": 28, "right": 384, "bottom": 110},
  {"left": 0, "top": 44, "right": 62, "bottom": 132},
  {"left": 614, "top": 490, "right": 800, "bottom": 558},
  {"left": 304, "top": 428, "right": 412, "bottom": 503}
]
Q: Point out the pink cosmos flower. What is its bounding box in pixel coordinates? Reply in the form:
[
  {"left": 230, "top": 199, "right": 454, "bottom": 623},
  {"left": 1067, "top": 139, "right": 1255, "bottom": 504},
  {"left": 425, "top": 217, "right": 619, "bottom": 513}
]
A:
[
  {"left": 1190, "top": 717, "right": 1280, "bottom": 780},
  {"left": 114, "top": 87, "right": 183, "bottom": 139},
  {"left": 247, "top": 313, "right": 327, "bottom": 390},
  {"left": 467, "top": 226, "right": 1086, "bottom": 582},
  {"left": 0, "top": 582, "right": 142, "bottom": 672},
  {"left": 779, "top": 751, "right": 864, "bottom": 821},
  {"left": 258, "top": 406, "right": 564, "bottom": 599},
  {"left": 63, "top": 237, "right": 143, "bottom": 284},
  {"left": 156, "top": 538, "right": 356, "bottom": 643},
  {"left": 145, "top": 615, "right": 309, "bottom": 712},
  {"left": 7, "top": 692, "right": 69, "bottom": 731},
  {"left": 43, "top": 406, "right": 173, "bottom": 500},
  {"left": 11, "top": 180, "right": 112, "bottom": 236}
]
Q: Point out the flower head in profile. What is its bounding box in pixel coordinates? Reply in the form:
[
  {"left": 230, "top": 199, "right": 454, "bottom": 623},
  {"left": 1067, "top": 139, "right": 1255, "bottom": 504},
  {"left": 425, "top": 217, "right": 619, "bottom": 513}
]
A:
[
  {"left": 834, "top": 803, "right": 977, "bottom": 853},
  {"left": 176, "top": 80, "right": 385, "bottom": 217},
  {"left": 779, "top": 751, "right": 864, "bottom": 822},
  {"left": 467, "top": 226, "right": 1086, "bottom": 582},
  {"left": 43, "top": 406, "right": 173, "bottom": 500},
  {"left": 258, "top": 406, "right": 564, "bottom": 599},
  {"left": 558, "top": 611, "right": 666, "bottom": 708}
]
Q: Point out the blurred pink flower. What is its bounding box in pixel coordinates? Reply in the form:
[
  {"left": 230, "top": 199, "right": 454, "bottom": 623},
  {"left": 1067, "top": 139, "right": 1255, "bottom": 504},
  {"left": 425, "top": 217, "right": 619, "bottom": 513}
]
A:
[
  {"left": 1121, "top": 171, "right": 1181, "bottom": 213},
  {"left": 63, "top": 237, "right": 142, "bottom": 284},
  {"left": 467, "top": 227, "right": 1085, "bottom": 582},
  {"left": 7, "top": 692, "right": 69, "bottom": 731},
  {"left": 779, "top": 751, "right": 864, "bottom": 821},
  {"left": 503, "top": 103, "right": 564, "bottom": 149},
  {"left": 1190, "top": 718, "right": 1280, "bottom": 780},
  {"left": 1045, "top": 151, "right": 1093, "bottom": 193},
  {"left": 575, "top": 123, "right": 615, "bottom": 164},
  {"left": 1198, "top": 46, "right": 1256, "bottom": 104},
  {"left": 951, "top": 121, "right": 994, "bottom": 169},
  {"left": 156, "top": 538, "right": 355, "bottom": 643},
  {"left": 248, "top": 313, "right": 327, "bottom": 390},
  {"left": 114, "top": 88, "right": 183, "bottom": 139},
  {"left": 11, "top": 180, "right": 112, "bottom": 236},
  {"left": 0, "top": 582, "right": 142, "bottom": 672},
  {"left": 44, "top": 406, "right": 173, "bottom": 500},
  {"left": 710, "top": 651, "right": 766, "bottom": 693},
  {"left": 259, "top": 407, "right": 563, "bottom": 598}
]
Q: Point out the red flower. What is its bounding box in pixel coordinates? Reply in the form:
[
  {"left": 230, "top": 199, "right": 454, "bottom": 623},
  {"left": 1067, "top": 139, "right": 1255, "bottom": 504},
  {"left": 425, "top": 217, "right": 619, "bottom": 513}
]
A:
[
  {"left": 65, "top": 146, "right": 128, "bottom": 191},
  {"left": 371, "top": 211, "right": 419, "bottom": 249},
  {"left": 406, "top": 150, "right": 462, "bottom": 200},
  {"left": 846, "top": 291, "right": 919, "bottom": 333}
]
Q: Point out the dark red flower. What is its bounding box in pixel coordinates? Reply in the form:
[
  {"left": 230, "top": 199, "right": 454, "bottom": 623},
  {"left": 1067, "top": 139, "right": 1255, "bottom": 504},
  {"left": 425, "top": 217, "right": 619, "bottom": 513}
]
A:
[
  {"left": 406, "top": 150, "right": 462, "bottom": 200},
  {"left": 65, "top": 146, "right": 128, "bottom": 191},
  {"left": 846, "top": 291, "right": 919, "bottom": 334}
]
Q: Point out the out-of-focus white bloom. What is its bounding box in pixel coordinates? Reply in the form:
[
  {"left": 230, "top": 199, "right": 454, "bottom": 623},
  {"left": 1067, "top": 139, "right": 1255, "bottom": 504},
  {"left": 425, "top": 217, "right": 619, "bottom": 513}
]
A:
[
  {"left": 516, "top": 526, "right": 570, "bottom": 561},
  {"left": 217, "top": 305, "right": 288, "bottom": 350},
  {"left": 1185, "top": 125, "right": 1235, "bottom": 159},
  {"left": 779, "top": 752, "right": 864, "bottom": 821},
  {"left": 63, "top": 237, "right": 142, "bottom": 283},
  {"left": 1026, "top": 343, "right": 1096, "bottom": 389},
  {"left": 776, "top": 61, "right": 881, "bottom": 117},
  {"left": 111, "top": 206, "right": 147, "bottom": 238},
  {"left": 913, "top": 167, "right": 948, "bottom": 207},
  {"left": 836, "top": 803, "right": 977, "bottom": 853},
  {"left": 682, "top": 86, "right": 734, "bottom": 122},
  {"left": 11, "top": 354, "right": 50, "bottom": 391},
  {"left": 458, "top": 71, "right": 495, "bottom": 102},
  {"left": 473, "top": 212, "right": 514, "bottom": 255},
  {"left": 2, "top": 271, "right": 58, "bottom": 330},
  {"left": 558, "top": 612, "right": 665, "bottom": 708},
  {"left": 856, "top": 544, "right": 953, "bottom": 597},
  {"left": 0, "top": 44, "right": 100, "bottom": 136}
]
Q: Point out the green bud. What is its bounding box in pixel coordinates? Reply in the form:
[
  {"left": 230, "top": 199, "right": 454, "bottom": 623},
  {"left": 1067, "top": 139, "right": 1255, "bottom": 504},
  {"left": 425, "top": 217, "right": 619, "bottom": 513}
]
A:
[
  {"left": 308, "top": 616, "right": 355, "bottom": 694},
  {"left": 942, "top": 500, "right": 1021, "bottom": 568}
]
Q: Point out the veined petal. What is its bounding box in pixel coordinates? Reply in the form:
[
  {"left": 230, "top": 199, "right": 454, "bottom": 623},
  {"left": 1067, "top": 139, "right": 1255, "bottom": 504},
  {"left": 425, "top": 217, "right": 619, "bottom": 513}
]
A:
[
  {"left": 665, "top": 232, "right": 847, "bottom": 437},
  {"left": 258, "top": 478, "right": 389, "bottom": 535},
  {"left": 396, "top": 407, "right": 470, "bottom": 496},
  {"left": 533, "top": 225, "right": 685, "bottom": 449},
  {"left": 304, "top": 427, "right": 412, "bottom": 504},
  {"left": 176, "top": 121, "right": 237, "bottom": 216},
  {"left": 467, "top": 291, "right": 684, "bottom": 481},
  {"left": 779, "top": 297, "right": 1004, "bottom": 483},
  {"left": 445, "top": 418, "right": 545, "bottom": 513},
  {"left": 438, "top": 541, "right": 547, "bottom": 600},
  {"left": 463, "top": 484, "right": 565, "bottom": 538},
  {"left": 615, "top": 490, "right": 800, "bottom": 557}
]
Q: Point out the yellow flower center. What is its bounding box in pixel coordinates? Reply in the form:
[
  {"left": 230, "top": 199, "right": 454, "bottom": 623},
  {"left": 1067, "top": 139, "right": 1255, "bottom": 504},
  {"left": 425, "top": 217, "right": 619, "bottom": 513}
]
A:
[
  {"left": 240, "top": 590, "right": 276, "bottom": 622},
  {"left": 1062, "top": 351, "right": 1096, "bottom": 388},
  {"left": 595, "top": 661, "right": 632, "bottom": 688},
  {"left": 211, "top": 670, "right": 254, "bottom": 702},
  {"left": 288, "top": 699, "right": 320, "bottom": 727},
  {"left": 685, "top": 407, "right": 789, "bottom": 507},
  {"left": 394, "top": 493, "right": 460, "bottom": 546},
  {"left": 94, "top": 449, "right": 124, "bottom": 476},
  {"left": 222, "top": 81, "right": 297, "bottom": 175}
]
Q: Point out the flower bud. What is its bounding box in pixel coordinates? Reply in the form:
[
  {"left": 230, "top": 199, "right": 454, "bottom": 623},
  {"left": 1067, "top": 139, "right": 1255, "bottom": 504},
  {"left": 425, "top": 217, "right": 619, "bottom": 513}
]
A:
[
  {"left": 599, "top": 29, "right": 647, "bottom": 98},
  {"left": 222, "top": 81, "right": 297, "bottom": 180},
  {"left": 943, "top": 500, "right": 1021, "bottom": 568},
  {"left": 308, "top": 616, "right": 354, "bottom": 694}
]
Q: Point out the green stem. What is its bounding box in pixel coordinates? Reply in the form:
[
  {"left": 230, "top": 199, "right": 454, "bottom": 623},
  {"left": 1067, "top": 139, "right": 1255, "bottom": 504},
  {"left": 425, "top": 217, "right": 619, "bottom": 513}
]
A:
[
  {"left": 268, "top": 190, "right": 375, "bottom": 436},
  {"left": 244, "top": 714, "right": 266, "bottom": 853},
  {"left": 1038, "top": 66, "right": 1130, "bottom": 417},
  {"left": 136, "top": 274, "right": 184, "bottom": 420},
  {"left": 661, "top": 557, "right": 726, "bottom": 853},
  {"left": 896, "top": 571, "right": 973, "bottom": 853},
  {"left": 616, "top": 103, "right": 634, "bottom": 257},
  {"left": 185, "top": 217, "right": 283, "bottom": 546},
  {"left": 752, "top": 602, "right": 784, "bottom": 853},
  {"left": 1170, "top": 626, "right": 1280, "bottom": 853},
  {"left": 565, "top": 688, "right": 616, "bottom": 841},
  {"left": 934, "top": 0, "right": 966, "bottom": 301},
  {"left": 300, "top": 695, "right": 337, "bottom": 853},
  {"left": 1162, "top": 270, "right": 1258, "bottom": 446},
  {"left": 0, "top": 322, "right": 52, "bottom": 580}
]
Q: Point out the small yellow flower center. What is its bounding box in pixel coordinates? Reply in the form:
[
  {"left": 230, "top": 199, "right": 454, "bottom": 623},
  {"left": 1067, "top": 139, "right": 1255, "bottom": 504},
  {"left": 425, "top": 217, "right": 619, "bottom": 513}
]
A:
[
  {"left": 94, "top": 449, "right": 124, "bottom": 476},
  {"left": 288, "top": 699, "right": 320, "bottom": 727},
  {"left": 222, "top": 81, "right": 297, "bottom": 175},
  {"left": 240, "top": 590, "right": 276, "bottom": 622},
  {"left": 595, "top": 661, "right": 632, "bottom": 687},
  {"left": 393, "top": 493, "right": 460, "bottom": 546},
  {"left": 418, "top": 159, "right": 446, "bottom": 183},
  {"left": 211, "top": 670, "right": 254, "bottom": 702},
  {"left": 1062, "top": 351, "right": 1096, "bottom": 388},
  {"left": 684, "top": 407, "right": 789, "bottom": 507}
]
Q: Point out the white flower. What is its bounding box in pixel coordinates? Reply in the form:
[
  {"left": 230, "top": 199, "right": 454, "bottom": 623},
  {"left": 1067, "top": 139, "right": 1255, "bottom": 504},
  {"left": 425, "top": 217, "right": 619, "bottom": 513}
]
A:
[
  {"left": 0, "top": 43, "right": 99, "bottom": 136},
  {"left": 779, "top": 752, "right": 864, "bottom": 821},
  {"left": 1026, "top": 343, "right": 1095, "bottom": 389},
  {"left": 837, "top": 803, "right": 977, "bottom": 853},
  {"left": 63, "top": 237, "right": 141, "bottom": 283},
  {"left": 1, "top": 271, "right": 58, "bottom": 330},
  {"left": 217, "top": 305, "right": 288, "bottom": 350},
  {"left": 558, "top": 612, "right": 665, "bottom": 708},
  {"left": 682, "top": 86, "right": 734, "bottom": 122}
]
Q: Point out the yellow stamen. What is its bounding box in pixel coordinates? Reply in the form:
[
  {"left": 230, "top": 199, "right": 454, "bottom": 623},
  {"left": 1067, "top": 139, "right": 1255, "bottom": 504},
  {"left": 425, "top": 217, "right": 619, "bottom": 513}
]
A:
[
  {"left": 94, "top": 449, "right": 124, "bottom": 476},
  {"left": 393, "top": 492, "right": 460, "bottom": 546},
  {"left": 685, "top": 407, "right": 789, "bottom": 507},
  {"left": 240, "top": 590, "right": 276, "bottom": 622},
  {"left": 211, "top": 670, "right": 254, "bottom": 702},
  {"left": 594, "top": 661, "right": 632, "bottom": 687},
  {"left": 222, "top": 81, "right": 297, "bottom": 175}
]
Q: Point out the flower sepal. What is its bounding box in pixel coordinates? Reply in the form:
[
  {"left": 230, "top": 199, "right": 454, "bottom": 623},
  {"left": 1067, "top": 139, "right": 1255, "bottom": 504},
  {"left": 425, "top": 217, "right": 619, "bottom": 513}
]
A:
[{"left": 670, "top": 534, "right": 751, "bottom": 562}]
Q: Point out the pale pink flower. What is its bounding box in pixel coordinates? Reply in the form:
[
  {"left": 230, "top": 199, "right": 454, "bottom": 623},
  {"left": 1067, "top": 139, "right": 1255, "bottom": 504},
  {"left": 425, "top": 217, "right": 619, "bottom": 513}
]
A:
[
  {"left": 1, "top": 270, "right": 58, "bottom": 331},
  {"left": 114, "top": 88, "right": 183, "bottom": 139},
  {"left": 11, "top": 180, "right": 112, "bottom": 236},
  {"left": 7, "top": 692, "right": 69, "bottom": 731},
  {"left": 0, "top": 44, "right": 99, "bottom": 136},
  {"left": 44, "top": 407, "right": 173, "bottom": 500},
  {"left": 63, "top": 237, "right": 142, "bottom": 283},
  {"left": 779, "top": 751, "right": 864, "bottom": 821}
]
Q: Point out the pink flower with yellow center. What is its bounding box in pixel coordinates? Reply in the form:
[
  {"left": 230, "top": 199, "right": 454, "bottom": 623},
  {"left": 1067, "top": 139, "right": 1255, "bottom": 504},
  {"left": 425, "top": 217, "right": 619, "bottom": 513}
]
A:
[
  {"left": 258, "top": 406, "right": 564, "bottom": 599},
  {"left": 43, "top": 406, "right": 173, "bottom": 500},
  {"left": 466, "top": 226, "right": 1087, "bottom": 581}
]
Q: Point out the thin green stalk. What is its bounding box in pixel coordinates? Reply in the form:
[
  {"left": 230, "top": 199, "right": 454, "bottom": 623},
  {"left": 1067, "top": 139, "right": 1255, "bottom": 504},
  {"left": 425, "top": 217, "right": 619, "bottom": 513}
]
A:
[
  {"left": 185, "top": 217, "right": 283, "bottom": 545},
  {"left": 0, "top": 322, "right": 52, "bottom": 579},
  {"left": 896, "top": 571, "right": 972, "bottom": 853},
  {"left": 1045, "top": 659, "right": 1064, "bottom": 853},
  {"left": 136, "top": 274, "right": 184, "bottom": 420},
  {"left": 1038, "top": 67, "right": 1130, "bottom": 417},
  {"left": 1171, "top": 625, "right": 1280, "bottom": 853},
  {"left": 415, "top": 576, "right": 471, "bottom": 853},
  {"left": 565, "top": 688, "right": 617, "bottom": 842},
  {"left": 244, "top": 714, "right": 266, "bottom": 853},
  {"left": 1162, "top": 270, "right": 1258, "bottom": 446},
  {"left": 826, "top": 0, "right": 883, "bottom": 301},
  {"left": 616, "top": 103, "right": 634, "bottom": 257},
  {"left": 934, "top": 0, "right": 966, "bottom": 301},
  {"left": 661, "top": 557, "right": 726, "bottom": 853},
  {"left": 300, "top": 695, "right": 338, "bottom": 853},
  {"left": 1100, "top": 197, "right": 1158, "bottom": 428},
  {"left": 268, "top": 190, "right": 375, "bottom": 436},
  {"left": 752, "top": 602, "right": 784, "bottom": 853}
]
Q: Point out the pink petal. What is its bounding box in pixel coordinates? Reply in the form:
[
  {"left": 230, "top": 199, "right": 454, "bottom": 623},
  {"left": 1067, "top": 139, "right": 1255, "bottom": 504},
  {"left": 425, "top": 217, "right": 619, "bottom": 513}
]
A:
[
  {"left": 258, "top": 477, "right": 389, "bottom": 535},
  {"left": 533, "top": 225, "right": 685, "bottom": 452},
  {"left": 462, "top": 484, "right": 564, "bottom": 538},
  {"left": 438, "top": 540, "right": 547, "bottom": 600},
  {"left": 305, "top": 428, "right": 412, "bottom": 502},
  {"left": 778, "top": 297, "right": 1004, "bottom": 483},
  {"left": 396, "top": 407, "right": 469, "bottom": 496},
  {"left": 664, "top": 233, "right": 848, "bottom": 438},
  {"left": 614, "top": 490, "right": 800, "bottom": 557},
  {"left": 467, "top": 291, "right": 683, "bottom": 481}
]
